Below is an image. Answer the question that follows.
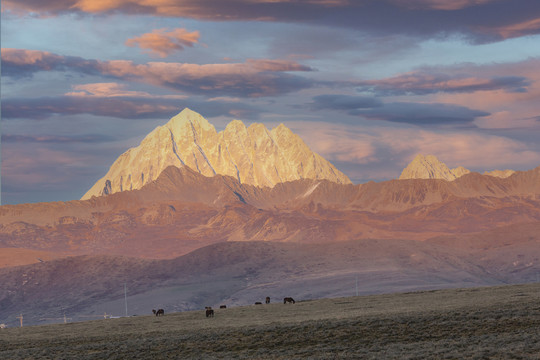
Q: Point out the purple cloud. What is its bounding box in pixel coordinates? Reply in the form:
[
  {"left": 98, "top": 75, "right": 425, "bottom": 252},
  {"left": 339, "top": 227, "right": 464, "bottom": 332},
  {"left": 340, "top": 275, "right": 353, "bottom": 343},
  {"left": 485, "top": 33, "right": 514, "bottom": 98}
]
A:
[
  {"left": 311, "top": 94, "right": 490, "bottom": 125},
  {"left": 1, "top": 134, "right": 115, "bottom": 144},
  {"left": 311, "top": 94, "right": 383, "bottom": 110},
  {"left": 1, "top": 49, "right": 314, "bottom": 98},
  {"left": 353, "top": 102, "right": 490, "bottom": 125},
  {"left": 1, "top": 95, "right": 264, "bottom": 121},
  {"left": 4, "top": 0, "right": 540, "bottom": 42},
  {"left": 356, "top": 72, "right": 531, "bottom": 96}
]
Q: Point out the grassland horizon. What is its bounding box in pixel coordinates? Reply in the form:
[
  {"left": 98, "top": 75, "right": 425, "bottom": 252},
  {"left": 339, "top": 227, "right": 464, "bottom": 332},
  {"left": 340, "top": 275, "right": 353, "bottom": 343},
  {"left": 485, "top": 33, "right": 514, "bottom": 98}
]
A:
[{"left": 1, "top": 283, "right": 539, "bottom": 359}]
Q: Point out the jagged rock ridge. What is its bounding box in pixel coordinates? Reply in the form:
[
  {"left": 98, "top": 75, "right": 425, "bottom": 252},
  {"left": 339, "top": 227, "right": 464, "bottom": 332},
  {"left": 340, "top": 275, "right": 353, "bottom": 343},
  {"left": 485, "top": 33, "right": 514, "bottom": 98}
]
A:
[{"left": 82, "top": 108, "right": 351, "bottom": 199}]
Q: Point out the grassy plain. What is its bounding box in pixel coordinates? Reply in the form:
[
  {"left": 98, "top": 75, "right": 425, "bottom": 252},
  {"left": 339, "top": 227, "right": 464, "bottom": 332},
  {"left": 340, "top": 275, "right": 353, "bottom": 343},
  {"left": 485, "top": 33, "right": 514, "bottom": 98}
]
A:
[{"left": 1, "top": 283, "right": 539, "bottom": 359}]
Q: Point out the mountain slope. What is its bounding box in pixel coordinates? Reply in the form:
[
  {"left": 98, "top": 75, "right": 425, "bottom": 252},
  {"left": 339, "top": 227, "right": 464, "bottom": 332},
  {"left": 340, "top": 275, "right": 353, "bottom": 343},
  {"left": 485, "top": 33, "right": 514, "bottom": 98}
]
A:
[
  {"left": 82, "top": 108, "right": 351, "bottom": 199},
  {"left": 3, "top": 238, "right": 533, "bottom": 327}
]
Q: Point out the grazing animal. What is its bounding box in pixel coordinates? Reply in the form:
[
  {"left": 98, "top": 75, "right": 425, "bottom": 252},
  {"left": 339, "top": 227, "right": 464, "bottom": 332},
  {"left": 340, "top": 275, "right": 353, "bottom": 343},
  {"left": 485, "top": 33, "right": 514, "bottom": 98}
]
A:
[
  {"left": 266, "top": 297, "right": 270, "bottom": 304},
  {"left": 152, "top": 309, "right": 164, "bottom": 316},
  {"left": 283, "top": 297, "right": 295, "bottom": 304},
  {"left": 220, "top": 305, "right": 227, "bottom": 309},
  {"left": 255, "top": 302, "right": 262, "bottom": 305},
  {"left": 206, "top": 309, "right": 214, "bottom": 317}
]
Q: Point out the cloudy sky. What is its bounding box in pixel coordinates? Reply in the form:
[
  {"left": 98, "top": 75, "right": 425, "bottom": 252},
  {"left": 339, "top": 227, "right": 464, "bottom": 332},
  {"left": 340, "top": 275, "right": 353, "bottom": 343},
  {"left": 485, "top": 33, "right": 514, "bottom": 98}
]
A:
[{"left": 2, "top": 0, "right": 540, "bottom": 205}]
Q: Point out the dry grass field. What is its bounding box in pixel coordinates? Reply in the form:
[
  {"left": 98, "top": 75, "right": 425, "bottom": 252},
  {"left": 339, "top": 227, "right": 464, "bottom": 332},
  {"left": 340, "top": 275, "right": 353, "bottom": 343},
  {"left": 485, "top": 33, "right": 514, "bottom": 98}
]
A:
[{"left": 1, "top": 283, "right": 539, "bottom": 359}]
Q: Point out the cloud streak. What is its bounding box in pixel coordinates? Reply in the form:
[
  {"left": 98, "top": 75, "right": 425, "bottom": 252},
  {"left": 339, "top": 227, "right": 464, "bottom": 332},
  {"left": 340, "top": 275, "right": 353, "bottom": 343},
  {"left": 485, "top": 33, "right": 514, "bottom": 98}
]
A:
[
  {"left": 354, "top": 102, "right": 490, "bottom": 125},
  {"left": 65, "top": 82, "right": 188, "bottom": 99},
  {"left": 1, "top": 49, "right": 314, "bottom": 97},
  {"left": 2, "top": 92, "right": 264, "bottom": 121},
  {"left": 1, "top": 134, "right": 115, "bottom": 144},
  {"left": 0, "top": 48, "right": 100, "bottom": 78},
  {"left": 311, "top": 94, "right": 490, "bottom": 125},
  {"left": 125, "top": 28, "right": 200, "bottom": 57},
  {"left": 357, "top": 73, "right": 530, "bottom": 96}
]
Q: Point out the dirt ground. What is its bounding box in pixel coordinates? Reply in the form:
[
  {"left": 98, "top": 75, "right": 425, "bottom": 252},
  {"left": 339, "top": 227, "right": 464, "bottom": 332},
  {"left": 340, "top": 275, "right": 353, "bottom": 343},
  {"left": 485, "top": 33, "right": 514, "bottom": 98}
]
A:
[{"left": 1, "top": 283, "right": 539, "bottom": 359}]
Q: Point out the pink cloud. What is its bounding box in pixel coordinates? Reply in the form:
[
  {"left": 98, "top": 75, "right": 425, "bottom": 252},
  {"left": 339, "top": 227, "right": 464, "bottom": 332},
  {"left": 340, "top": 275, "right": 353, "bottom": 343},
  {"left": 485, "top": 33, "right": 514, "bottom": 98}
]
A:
[
  {"left": 390, "top": 0, "right": 496, "bottom": 10},
  {"left": 125, "top": 28, "right": 200, "bottom": 58},
  {"left": 1, "top": 48, "right": 64, "bottom": 68},
  {"left": 94, "top": 58, "right": 313, "bottom": 96},
  {"left": 484, "top": 17, "right": 540, "bottom": 39},
  {"left": 65, "top": 82, "right": 187, "bottom": 99},
  {"left": 426, "top": 59, "right": 540, "bottom": 129}
]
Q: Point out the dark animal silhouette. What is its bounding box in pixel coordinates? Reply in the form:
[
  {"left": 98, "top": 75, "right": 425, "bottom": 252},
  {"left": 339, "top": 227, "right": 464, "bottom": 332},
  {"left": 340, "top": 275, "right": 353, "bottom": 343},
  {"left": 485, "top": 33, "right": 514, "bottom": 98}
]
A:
[
  {"left": 283, "top": 297, "right": 295, "bottom": 304},
  {"left": 152, "top": 309, "right": 165, "bottom": 316},
  {"left": 266, "top": 297, "right": 270, "bottom": 304},
  {"left": 255, "top": 302, "right": 262, "bottom": 305},
  {"left": 220, "top": 305, "right": 227, "bottom": 309},
  {"left": 206, "top": 309, "right": 214, "bottom": 317}
]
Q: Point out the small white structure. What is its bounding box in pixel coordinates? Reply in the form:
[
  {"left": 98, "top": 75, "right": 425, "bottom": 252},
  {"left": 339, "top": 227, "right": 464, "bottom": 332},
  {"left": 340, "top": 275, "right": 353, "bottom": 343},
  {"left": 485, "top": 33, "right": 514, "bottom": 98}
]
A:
[{"left": 0, "top": 324, "right": 7, "bottom": 329}]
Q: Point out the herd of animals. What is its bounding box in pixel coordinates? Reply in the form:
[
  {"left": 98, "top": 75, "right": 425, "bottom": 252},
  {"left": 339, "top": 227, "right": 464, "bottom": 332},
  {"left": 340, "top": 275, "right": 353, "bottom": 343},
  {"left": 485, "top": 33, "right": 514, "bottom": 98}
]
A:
[{"left": 151, "top": 297, "right": 296, "bottom": 318}]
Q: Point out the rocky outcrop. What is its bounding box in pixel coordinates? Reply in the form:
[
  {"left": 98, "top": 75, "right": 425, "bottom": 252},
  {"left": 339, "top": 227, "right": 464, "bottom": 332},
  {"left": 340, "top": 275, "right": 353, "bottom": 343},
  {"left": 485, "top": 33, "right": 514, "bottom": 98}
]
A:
[
  {"left": 399, "top": 154, "right": 517, "bottom": 181},
  {"left": 82, "top": 108, "right": 351, "bottom": 199},
  {"left": 484, "top": 169, "right": 515, "bottom": 178},
  {"left": 398, "top": 154, "right": 470, "bottom": 181}
]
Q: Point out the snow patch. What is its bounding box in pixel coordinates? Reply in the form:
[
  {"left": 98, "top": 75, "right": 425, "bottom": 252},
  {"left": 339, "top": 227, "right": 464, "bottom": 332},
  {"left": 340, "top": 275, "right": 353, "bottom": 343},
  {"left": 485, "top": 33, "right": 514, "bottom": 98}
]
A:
[{"left": 302, "top": 182, "right": 320, "bottom": 198}]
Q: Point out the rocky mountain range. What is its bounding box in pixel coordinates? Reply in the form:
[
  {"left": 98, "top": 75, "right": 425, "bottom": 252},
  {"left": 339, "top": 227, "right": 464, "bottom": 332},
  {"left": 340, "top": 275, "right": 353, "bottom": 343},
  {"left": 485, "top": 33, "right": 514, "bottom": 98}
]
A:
[
  {"left": 1, "top": 109, "right": 539, "bottom": 326},
  {"left": 2, "top": 164, "right": 539, "bottom": 263},
  {"left": 82, "top": 108, "right": 350, "bottom": 199}
]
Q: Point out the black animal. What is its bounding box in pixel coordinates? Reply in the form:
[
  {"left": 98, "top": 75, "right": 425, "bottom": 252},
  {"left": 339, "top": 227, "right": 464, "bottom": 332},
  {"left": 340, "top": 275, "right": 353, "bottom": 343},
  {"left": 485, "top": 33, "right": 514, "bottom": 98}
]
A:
[
  {"left": 220, "top": 305, "right": 227, "bottom": 309},
  {"left": 265, "top": 297, "right": 270, "bottom": 304},
  {"left": 283, "top": 297, "right": 295, "bottom": 304},
  {"left": 152, "top": 309, "right": 165, "bottom": 316},
  {"left": 206, "top": 309, "right": 214, "bottom": 317},
  {"left": 255, "top": 302, "right": 262, "bottom": 305}
]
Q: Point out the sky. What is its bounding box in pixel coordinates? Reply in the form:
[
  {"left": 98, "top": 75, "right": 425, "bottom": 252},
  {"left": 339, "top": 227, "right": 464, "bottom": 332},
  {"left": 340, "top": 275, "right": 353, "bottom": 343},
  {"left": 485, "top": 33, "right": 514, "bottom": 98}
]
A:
[{"left": 1, "top": 0, "right": 540, "bottom": 205}]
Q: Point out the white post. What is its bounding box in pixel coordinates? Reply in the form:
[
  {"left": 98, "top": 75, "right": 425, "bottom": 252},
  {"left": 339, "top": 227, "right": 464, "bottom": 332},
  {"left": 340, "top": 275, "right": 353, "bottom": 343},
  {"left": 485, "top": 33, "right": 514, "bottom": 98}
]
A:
[{"left": 124, "top": 283, "right": 128, "bottom": 317}]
